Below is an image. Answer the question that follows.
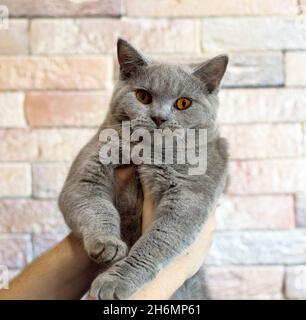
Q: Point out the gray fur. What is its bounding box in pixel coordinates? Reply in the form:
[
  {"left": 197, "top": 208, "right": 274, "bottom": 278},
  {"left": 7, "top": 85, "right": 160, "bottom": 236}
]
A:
[{"left": 58, "top": 39, "right": 229, "bottom": 300}]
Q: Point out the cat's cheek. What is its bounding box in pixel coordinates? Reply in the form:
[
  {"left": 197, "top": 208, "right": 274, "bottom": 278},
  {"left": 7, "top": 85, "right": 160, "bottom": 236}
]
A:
[{"left": 175, "top": 109, "right": 204, "bottom": 128}]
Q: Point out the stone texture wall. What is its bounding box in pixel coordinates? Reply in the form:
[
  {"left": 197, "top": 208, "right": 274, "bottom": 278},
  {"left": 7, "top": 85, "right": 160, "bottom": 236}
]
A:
[{"left": 0, "top": 0, "right": 306, "bottom": 299}]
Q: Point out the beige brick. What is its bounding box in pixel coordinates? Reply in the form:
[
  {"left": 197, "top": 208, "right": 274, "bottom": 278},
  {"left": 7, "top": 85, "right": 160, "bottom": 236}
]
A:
[
  {"left": 0, "top": 20, "right": 28, "bottom": 54},
  {"left": 228, "top": 160, "right": 306, "bottom": 195},
  {"left": 0, "top": 93, "right": 26, "bottom": 128},
  {"left": 31, "top": 18, "right": 198, "bottom": 54},
  {"left": 33, "top": 234, "right": 68, "bottom": 257},
  {"left": 0, "top": 234, "right": 32, "bottom": 268},
  {"left": 0, "top": 56, "right": 112, "bottom": 90},
  {"left": 221, "top": 124, "right": 303, "bottom": 159},
  {"left": 296, "top": 194, "right": 306, "bottom": 227},
  {"left": 286, "top": 52, "right": 306, "bottom": 86},
  {"left": 207, "top": 230, "right": 306, "bottom": 265},
  {"left": 31, "top": 19, "right": 115, "bottom": 54},
  {"left": 125, "top": 0, "right": 298, "bottom": 16},
  {"left": 219, "top": 89, "right": 306, "bottom": 124},
  {"left": 286, "top": 266, "right": 306, "bottom": 299},
  {"left": 25, "top": 91, "right": 110, "bottom": 127},
  {"left": 0, "top": 200, "right": 67, "bottom": 233},
  {"left": 36, "top": 129, "right": 95, "bottom": 162},
  {"left": 0, "top": 128, "right": 95, "bottom": 162},
  {"left": 217, "top": 195, "right": 295, "bottom": 230},
  {"left": 2, "top": 0, "right": 121, "bottom": 16},
  {"left": 224, "top": 53, "right": 283, "bottom": 87},
  {"left": 0, "top": 164, "right": 31, "bottom": 197},
  {"left": 202, "top": 17, "right": 306, "bottom": 51},
  {"left": 32, "top": 163, "right": 69, "bottom": 198},
  {"left": 207, "top": 266, "right": 284, "bottom": 300},
  {"left": 0, "top": 129, "right": 39, "bottom": 161}
]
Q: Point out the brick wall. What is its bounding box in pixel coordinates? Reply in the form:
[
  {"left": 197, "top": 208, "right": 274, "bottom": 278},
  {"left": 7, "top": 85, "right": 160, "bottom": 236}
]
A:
[{"left": 0, "top": 0, "right": 306, "bottom": 299}]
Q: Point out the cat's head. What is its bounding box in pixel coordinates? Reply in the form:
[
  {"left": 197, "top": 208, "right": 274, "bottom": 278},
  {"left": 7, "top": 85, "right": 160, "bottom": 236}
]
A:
[{"left": 110, "top": 39, "right": 228, "bottom": 130}]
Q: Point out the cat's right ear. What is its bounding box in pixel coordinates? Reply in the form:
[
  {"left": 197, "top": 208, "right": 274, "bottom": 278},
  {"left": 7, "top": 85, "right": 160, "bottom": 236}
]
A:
[
  {"left": 117, "top": 38, "right": 147, "bottom": 80},
  {"left": 192, "top": 55, "right": 228, "bottom": 93}
]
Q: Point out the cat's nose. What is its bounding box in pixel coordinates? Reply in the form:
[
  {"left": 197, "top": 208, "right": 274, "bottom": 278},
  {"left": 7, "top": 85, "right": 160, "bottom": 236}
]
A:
[{"left": 151, "top": 116, "right": 166, "bottom": 127}]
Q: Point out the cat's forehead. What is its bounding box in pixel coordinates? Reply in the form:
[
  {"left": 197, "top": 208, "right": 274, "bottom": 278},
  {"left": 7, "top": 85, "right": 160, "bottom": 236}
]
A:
[{"left": 137, "top": 64, "right": 198, "bottom": 97}]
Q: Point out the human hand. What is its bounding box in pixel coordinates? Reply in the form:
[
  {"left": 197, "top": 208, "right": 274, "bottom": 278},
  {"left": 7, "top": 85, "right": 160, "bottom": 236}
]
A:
[{"left": 131, "top": 207, "right": 216, "bottom": 300}]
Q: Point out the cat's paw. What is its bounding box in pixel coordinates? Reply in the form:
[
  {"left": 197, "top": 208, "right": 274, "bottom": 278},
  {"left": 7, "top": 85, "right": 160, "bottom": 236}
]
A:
[
  {"left": 89, "top": 272, "right": 135, "bottom": 300},
  {"left": 84, "top": 235, "right": 128, "bottom": 264}
]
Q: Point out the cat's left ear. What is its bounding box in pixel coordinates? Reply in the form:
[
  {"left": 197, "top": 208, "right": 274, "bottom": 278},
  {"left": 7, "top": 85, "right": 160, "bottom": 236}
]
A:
[
  {"left": 192, "top": 55, "right": 228, "bottom": 93},
  {"left": 117, "top": 38, "right": 148, "bottom": 80}
]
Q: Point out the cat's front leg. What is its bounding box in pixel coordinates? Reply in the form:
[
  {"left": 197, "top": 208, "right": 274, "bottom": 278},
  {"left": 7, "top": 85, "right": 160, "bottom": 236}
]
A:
[
  {"left": 60, "top": 178, "right": 128, "bottom": 265},
  {"left": 90, "top": 189, "right": 212, "bottom": 300},
  {"left": 59, "top": 134, "right": 128, "bottom": 265}
]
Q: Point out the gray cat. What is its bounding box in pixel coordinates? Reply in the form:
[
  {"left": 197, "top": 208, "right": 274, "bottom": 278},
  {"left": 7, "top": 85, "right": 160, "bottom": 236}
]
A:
[{"left": 58, "top": 39, "right": 229, "bottom": 300}]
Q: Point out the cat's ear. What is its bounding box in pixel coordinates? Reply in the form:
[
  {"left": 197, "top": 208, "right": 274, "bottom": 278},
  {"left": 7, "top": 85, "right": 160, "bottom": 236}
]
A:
[
  {"left": 117, "top": 38, "right": 147, "bottom": 80},
  {"left": 192, "top": 55, "right": 228, "bottom": 93}
]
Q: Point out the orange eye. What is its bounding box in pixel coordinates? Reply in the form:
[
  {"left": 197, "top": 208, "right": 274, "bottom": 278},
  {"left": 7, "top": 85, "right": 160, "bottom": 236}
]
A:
[
  {"left": 135, "top": 89, "right": 152, "bottom": 105},
  {"left": 175, "top": 97, "right": 192, "bottom": 110}
]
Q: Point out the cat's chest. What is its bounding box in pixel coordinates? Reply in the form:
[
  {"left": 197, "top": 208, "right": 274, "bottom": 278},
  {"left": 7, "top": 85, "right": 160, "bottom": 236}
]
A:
[
  {"left": 113, "top": 163, "right": 202, "bottom": 244},
  {"left": 114, "top": 166, "right": 157, "bottom": 246}
]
